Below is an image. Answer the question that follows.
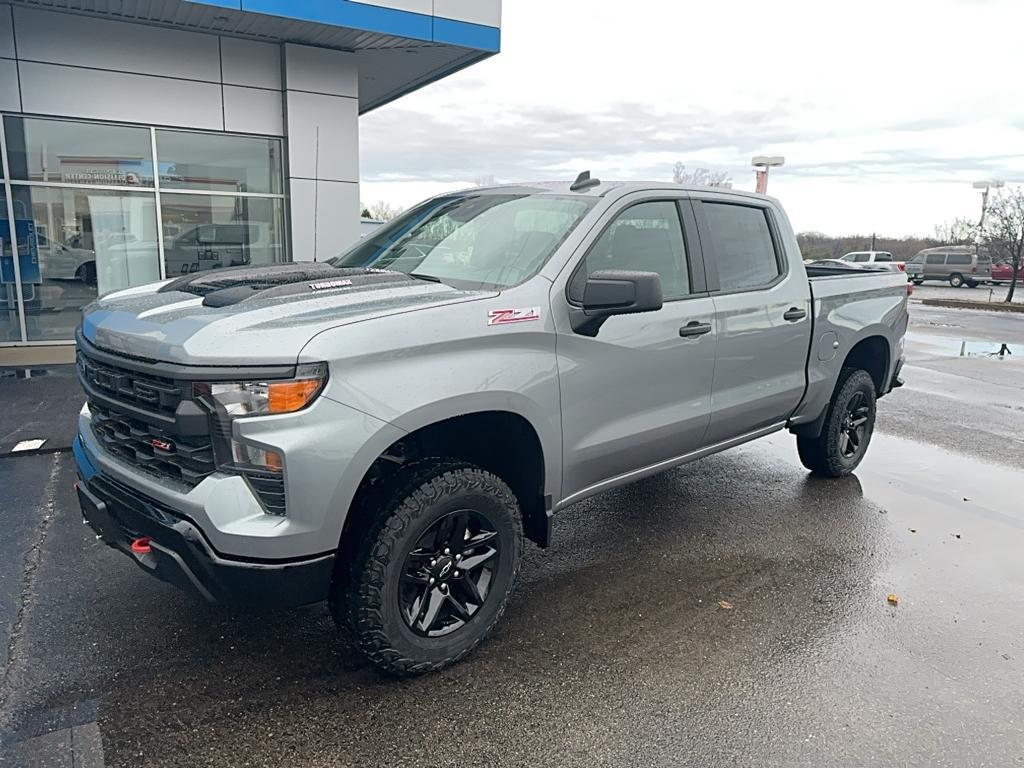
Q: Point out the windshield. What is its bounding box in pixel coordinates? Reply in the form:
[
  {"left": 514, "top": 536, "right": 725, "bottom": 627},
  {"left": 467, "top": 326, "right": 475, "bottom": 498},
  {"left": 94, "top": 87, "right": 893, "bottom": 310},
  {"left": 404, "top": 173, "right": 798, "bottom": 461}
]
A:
[{"left": 330, "top": 193, "right": 595, "bottom": 289}]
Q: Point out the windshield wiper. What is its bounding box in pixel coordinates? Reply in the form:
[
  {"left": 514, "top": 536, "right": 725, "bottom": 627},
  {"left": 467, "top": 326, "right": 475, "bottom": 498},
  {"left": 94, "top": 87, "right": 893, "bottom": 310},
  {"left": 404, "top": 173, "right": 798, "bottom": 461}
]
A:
[{"left": 408, "top": 272, "right": 442, "bottom": 283}]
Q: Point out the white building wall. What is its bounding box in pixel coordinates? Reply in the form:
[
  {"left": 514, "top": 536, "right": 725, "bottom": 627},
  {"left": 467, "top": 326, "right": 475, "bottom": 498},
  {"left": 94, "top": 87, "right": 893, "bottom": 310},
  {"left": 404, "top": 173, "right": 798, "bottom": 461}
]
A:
[
  {"left": 0, "top": 5, "right": 286, "bottom": 134},
  {"left": 283, "top": 43, "right": 361, "bottom": 261}
]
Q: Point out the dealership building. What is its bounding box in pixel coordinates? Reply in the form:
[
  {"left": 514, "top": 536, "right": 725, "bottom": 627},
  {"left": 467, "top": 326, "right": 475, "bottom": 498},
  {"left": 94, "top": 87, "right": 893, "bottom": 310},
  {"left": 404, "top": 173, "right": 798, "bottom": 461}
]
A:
[{"left": 0, "top": 0, "right": 501, "bottom": 363}]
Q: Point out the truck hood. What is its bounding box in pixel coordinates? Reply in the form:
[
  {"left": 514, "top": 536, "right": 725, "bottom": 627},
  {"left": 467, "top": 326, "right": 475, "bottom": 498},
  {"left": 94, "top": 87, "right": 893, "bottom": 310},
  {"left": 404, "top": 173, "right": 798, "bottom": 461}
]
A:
[{"left": 81, "top": 264, "right": 493, "bottom": 365}]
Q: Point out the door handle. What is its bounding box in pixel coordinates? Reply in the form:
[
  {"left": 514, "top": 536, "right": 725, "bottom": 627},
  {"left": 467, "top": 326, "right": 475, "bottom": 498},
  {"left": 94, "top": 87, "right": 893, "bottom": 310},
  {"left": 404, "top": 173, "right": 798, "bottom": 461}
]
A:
[
  {"left": 679, "top": 321, "right": 712, "bottom": 338},
  {"left": 783, "top": 307, "right": 807, "bottom": 322}
]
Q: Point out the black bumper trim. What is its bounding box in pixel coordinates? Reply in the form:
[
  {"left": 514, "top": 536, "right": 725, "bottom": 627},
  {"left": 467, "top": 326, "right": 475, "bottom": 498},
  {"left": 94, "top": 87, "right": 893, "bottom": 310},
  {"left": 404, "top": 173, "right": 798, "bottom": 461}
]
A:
[{"left": 77, "top": 474, "right": 334, "bottom": 608}]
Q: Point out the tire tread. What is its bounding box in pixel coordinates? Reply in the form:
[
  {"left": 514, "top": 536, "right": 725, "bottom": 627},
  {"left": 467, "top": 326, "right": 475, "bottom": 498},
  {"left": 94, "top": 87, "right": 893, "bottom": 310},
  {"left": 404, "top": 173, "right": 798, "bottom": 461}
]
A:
[
  {"left": 797, "top": 368, "right": 876, "bottom": 478},
  {"left": 339, "top": 458, "right": 523, "bottom": 676}
]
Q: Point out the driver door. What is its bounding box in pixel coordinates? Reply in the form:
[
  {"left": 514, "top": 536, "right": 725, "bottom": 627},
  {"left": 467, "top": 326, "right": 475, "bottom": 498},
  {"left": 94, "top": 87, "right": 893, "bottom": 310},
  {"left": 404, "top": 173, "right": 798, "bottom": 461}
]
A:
[{"left": 554, "top": 196, "right": 717, "bottom": 503}]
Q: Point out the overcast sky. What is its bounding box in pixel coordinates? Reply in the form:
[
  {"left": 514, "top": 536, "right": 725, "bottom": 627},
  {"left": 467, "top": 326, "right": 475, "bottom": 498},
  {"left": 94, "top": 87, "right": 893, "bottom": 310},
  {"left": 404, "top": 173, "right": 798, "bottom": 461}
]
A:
[{"left": 361, "top": 0, "right": 1024, "bottom": 237}]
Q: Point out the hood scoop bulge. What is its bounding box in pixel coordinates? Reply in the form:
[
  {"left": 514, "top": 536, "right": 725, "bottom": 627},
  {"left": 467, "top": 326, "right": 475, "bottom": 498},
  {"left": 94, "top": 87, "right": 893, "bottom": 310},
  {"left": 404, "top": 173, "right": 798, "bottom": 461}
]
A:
[{"left": 159, "top": 263, "right": 419, "bottom": 307}]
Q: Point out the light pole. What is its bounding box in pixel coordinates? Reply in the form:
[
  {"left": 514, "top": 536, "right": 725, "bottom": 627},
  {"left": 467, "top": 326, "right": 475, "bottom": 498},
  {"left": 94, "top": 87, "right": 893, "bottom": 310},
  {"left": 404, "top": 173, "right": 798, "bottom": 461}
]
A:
[
  {"left": 752, "top": 155, "right": 785, "bottom": 194},
  {"left": 973, "top": 180, "right": 1004, "bottom": 230}
]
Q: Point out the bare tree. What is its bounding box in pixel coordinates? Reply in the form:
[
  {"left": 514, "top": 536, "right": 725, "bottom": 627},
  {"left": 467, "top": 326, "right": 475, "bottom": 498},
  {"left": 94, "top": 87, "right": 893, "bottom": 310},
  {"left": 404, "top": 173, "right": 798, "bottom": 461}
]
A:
[
  {"left": 366, "top": 200, "right": 402, "bottom": 222},
  {"left": 672, "top": 162, "right": 732, "bottom": 188},
  {"left": 932, "top": 217, "right": 976, "bottom": 245},
  {"left": 981, "top": 186, "right": 1024, "bottom": 303}
]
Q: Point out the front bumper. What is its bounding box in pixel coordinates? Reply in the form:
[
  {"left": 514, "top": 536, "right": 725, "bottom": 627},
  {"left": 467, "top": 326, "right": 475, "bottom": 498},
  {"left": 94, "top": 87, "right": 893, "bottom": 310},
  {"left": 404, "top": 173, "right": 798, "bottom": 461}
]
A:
[{"left": 74, "top": 436, "right": 334, "bottom": 608}]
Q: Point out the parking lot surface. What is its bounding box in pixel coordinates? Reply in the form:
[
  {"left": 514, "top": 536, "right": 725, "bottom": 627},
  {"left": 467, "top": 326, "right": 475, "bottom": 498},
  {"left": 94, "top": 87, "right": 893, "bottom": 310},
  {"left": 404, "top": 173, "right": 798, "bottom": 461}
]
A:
[{"left": 1, "top": 301, "right": 1022, "bottom": 767}]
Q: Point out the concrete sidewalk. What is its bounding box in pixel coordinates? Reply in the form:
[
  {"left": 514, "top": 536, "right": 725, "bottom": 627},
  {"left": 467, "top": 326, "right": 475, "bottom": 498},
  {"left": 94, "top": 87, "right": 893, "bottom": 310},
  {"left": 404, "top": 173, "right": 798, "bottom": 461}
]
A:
[{"left": 0, "top": 366, "right": 82, "bottom": 456}]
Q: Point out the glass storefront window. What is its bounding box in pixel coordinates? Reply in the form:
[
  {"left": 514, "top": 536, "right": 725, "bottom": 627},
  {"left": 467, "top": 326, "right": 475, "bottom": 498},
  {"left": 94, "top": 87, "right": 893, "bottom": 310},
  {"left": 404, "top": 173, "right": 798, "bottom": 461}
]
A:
[
  {"left": 159, "top": 194, "right": 287, "bottom": 277},
  {"left": 11, "top": 186, "right": 159, "bottom": 341},
  {"left": 0, "top": 117, "right": 286, "bottom": 344},
  {"left": 0, "top": 192, "right": 19, "bottom": 342},
  {"left": 4, "top": 116, "right": 155, "bottom": 187},
  {"left": 156, "top": 130, "right": 283, "bottom": 194}
]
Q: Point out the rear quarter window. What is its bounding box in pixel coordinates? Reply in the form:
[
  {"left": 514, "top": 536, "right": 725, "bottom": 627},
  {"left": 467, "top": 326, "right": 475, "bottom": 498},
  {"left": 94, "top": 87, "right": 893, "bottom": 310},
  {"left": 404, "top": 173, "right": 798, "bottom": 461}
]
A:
[{"left": 947, "top": 254, "right": 972, "bottom": 266}]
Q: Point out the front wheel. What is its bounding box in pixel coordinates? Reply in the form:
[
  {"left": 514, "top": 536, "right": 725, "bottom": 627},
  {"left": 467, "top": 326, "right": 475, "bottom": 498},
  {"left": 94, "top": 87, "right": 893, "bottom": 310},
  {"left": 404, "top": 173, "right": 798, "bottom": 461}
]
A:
[
  {"left": 337, "top": 459, "right": 523, "bottom": 676},
  {"left": 797, "top": 369, "right": 877, "bottom": 478}
]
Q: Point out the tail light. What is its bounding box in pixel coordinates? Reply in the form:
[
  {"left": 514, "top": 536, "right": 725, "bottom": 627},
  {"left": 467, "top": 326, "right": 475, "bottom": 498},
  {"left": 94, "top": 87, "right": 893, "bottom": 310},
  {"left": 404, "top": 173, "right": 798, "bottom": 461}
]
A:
[
  {"left": 898, "top": 263, "right": 906, "bottom": 272},
  {"left": 971, "top": 266, "right": 978, "bottom": 274}
]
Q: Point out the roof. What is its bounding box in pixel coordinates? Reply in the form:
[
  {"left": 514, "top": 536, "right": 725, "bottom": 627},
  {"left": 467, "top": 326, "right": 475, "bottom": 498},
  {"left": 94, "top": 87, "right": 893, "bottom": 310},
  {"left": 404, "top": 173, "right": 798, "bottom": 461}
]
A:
[
  {"left": 917, "top": 245, "right": 978, "bottom": 253},
  {"left": 469, "top": 180, "right": 771, "bottom": 201},
  {"left": 11, "top": 0, "right": 501, "bottom": 112}
]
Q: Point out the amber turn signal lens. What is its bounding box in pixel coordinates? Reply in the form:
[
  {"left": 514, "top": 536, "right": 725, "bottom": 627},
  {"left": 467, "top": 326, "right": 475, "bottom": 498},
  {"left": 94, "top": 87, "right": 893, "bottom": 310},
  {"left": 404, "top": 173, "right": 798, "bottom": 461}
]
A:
[{"left": 268, "top": 379, "right": 322, "bottom": 414}]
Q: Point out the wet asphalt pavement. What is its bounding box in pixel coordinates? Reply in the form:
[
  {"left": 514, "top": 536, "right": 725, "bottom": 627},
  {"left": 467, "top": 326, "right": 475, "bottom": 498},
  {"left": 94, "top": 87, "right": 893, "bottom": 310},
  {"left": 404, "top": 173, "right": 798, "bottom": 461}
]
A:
[{"left": 1, "top": 301, "right": 1022, "bottom": 767}]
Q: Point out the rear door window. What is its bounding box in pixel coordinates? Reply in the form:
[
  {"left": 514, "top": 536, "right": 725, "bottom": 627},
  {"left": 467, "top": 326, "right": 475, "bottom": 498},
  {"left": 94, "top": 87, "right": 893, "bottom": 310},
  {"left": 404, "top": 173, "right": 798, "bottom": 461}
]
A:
[
  {"left": 702, "top": 203, "right": 782, "bottom": 292},
  {"left": 925, "top": 254, "right": 946, "bottom": 265},
  {"left": 946, "top": 254, "right": 972, "bottom": 266},
  {"left": 874, "top": 253, "right": 893, "bottom": 262}
]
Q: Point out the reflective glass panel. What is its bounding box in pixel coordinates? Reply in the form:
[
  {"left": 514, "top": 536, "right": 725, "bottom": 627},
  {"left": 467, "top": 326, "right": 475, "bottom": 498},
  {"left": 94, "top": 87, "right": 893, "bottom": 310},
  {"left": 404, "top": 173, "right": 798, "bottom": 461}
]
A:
[
  {"left": 4, "top": 116, "right": 155, "bottom": 187},
  {"left": 155, "top": 130, "right": 284, "bottom": 194},
  {"left": 159, "top": 194, "right": 287, "bottom": 276},
  {"left": 9, "top": 186, "right": 160, "bottom": 341}
]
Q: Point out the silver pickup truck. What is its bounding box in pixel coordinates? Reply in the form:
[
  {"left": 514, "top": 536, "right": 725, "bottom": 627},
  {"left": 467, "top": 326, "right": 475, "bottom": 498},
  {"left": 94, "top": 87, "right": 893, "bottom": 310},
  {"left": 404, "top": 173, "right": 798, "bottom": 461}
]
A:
[{"left": 73, "top": 178, "right": 907, "bottom": 675}]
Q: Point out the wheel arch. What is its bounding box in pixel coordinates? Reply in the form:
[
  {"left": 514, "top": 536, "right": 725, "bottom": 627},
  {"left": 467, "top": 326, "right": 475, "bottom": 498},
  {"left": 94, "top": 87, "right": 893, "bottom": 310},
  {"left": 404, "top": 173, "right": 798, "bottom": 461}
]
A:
[
  {"left": 841, "top": 334, "right": 891, "bottom": 394},
  {"left": 791, "top": 331, "right": 891, "bottom": 439},
  {"left": 337, "top": 402, "right": 554, "bottom": 578}
]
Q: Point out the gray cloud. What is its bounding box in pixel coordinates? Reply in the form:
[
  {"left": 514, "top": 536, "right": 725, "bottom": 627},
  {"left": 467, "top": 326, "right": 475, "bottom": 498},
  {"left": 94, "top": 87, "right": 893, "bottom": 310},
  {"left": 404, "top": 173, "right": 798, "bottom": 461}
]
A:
[
  {"left": 362, "top": 99, "right": 1023, "bottom": 187},
  {"left": 361, "top": 101, "right": 810, "bottom": 183}
]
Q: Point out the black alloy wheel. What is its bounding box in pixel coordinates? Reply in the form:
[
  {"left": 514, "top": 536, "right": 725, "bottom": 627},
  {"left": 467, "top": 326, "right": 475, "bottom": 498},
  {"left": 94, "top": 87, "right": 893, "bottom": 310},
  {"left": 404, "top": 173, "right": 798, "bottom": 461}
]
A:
[
  {"left": 837, "top": 390, "right": 870, "bottom": 459},
  {"left": 336, "top": 458, "right": 523, "bottom": 676},
  {"left": 796, "top": 368, "right": 877, "bottom": 478},
  {"left": 399, "top": 510, "right": 501, "bottom": 637}
]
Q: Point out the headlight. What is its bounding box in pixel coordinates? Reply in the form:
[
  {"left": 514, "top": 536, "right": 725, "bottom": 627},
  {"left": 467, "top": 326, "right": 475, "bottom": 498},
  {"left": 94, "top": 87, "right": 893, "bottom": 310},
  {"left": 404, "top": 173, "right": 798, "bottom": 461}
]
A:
[
  {"left": 194, "top": 363, "right": 328, "bottom": 502},
  {"left": 201, "top": 362, "right": 328, "bottom": 419}
]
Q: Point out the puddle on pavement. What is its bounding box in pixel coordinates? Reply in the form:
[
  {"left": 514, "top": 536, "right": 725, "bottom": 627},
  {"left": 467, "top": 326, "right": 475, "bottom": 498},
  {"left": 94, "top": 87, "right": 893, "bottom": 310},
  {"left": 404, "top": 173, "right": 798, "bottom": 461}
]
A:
[
  {"left": 757, "top": 431, "right": 1024, "bottom": 530},
  {"left": 906, "top": 332, "right": 1023, "bottom": 359}
]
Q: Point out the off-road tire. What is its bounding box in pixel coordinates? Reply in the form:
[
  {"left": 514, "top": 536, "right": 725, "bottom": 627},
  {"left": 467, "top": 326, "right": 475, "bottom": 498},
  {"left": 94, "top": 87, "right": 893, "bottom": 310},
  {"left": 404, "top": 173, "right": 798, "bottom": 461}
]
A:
[
  {"left": 334, "top": 458, "right": 523, "bottom": 676},
  {"left": 797, "top": 368, "right": 877, "bottom": 478}
]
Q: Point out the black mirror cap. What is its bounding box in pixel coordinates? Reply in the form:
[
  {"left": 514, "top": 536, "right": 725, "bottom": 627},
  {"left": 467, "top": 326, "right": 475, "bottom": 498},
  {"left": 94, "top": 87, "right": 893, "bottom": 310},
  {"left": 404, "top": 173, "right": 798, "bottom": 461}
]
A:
[{"left": 571, "top": 270, "right": 663, "bottom": 336}]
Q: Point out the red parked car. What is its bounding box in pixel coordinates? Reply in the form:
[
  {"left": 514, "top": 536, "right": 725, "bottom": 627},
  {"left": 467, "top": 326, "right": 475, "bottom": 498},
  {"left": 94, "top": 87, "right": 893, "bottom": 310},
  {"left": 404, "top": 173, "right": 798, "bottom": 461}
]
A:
[{"left": 990, "top": 262, "right": 1019, "bottom": 284}]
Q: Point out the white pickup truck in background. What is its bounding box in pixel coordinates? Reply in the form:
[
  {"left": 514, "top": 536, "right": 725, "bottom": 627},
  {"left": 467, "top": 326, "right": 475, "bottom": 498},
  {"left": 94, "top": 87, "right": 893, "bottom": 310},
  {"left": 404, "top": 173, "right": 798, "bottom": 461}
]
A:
[{"left": 840, "top": 250, "right": 907, "bottom": 274}]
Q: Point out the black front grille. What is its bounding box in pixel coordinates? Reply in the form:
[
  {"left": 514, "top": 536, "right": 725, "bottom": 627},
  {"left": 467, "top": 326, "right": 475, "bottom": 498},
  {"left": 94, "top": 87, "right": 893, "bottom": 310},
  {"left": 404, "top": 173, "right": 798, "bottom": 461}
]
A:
[
  {"left": 89, "top": 401, "right": 216, "bottom": 486},
  {"left": 76, "top": 351, "right": 186, "bottom": 416},
  {"left": 78, "top": 343, "right": 287, "bottom": 514}
]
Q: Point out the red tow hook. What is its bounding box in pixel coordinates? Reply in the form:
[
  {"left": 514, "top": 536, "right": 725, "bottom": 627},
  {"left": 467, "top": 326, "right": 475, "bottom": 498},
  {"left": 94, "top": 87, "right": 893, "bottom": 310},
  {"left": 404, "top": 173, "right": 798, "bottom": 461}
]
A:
[{"left": 131, "top": 537, "right": 152, "bottom": 555}]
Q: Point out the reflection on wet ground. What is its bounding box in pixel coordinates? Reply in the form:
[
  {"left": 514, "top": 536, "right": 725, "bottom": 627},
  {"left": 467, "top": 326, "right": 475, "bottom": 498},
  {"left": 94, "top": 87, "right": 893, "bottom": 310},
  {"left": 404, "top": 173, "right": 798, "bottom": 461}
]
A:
[
  {"left": 4, "top": 426, "right": 1023, "bottom": 767},
  {"left": 906, "top": 332, "right": 1023, "bottom": 359}
]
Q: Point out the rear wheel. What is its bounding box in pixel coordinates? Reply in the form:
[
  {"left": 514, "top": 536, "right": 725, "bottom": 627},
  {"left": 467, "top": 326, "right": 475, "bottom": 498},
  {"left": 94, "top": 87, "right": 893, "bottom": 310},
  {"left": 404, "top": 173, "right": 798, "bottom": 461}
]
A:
[
  {"left": 911, "top": 278, "right": 924, "bottom": 285},
  {"left": 797, "top": 369, "right": 877, "bottom": 478},
  {"left": 966, "top": 281, "right": 978, "bottom": 288},
  {"left": 336, "top": 458, "right": 523, "bottom": 676},
  {"left": 949, "top": 273, "right": 964, "bottom": 288}
]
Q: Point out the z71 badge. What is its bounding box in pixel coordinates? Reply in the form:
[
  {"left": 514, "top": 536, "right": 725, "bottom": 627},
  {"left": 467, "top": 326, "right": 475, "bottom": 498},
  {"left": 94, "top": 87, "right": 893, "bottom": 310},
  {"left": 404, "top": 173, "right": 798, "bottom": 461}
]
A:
[{"left": 487, "top": 307, "right": 541, "bottom": 326}]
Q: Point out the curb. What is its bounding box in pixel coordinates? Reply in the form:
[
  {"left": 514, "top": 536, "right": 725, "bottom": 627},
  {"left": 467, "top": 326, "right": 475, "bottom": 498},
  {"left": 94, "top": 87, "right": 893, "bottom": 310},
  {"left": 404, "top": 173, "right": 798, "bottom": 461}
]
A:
[{"left": 920, "top": 298, "right": 1024, "bottom": 314}]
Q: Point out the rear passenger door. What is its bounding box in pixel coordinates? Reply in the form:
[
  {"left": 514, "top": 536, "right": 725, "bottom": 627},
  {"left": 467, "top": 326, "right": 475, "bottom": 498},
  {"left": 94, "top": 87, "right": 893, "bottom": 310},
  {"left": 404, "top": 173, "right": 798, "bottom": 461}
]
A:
[
  {"left": 555, "top": 196, "right": 716, "bottom": 501},
  {"left": 693, "top": 197, "right": 812, "bottom": 444}
]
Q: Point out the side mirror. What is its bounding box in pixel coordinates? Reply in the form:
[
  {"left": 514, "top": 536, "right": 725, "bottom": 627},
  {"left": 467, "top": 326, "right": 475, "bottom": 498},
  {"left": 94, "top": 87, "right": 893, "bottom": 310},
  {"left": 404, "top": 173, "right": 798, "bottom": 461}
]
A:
[{"left": 570, "top": 269, "right": 663, "bottom": 337}]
